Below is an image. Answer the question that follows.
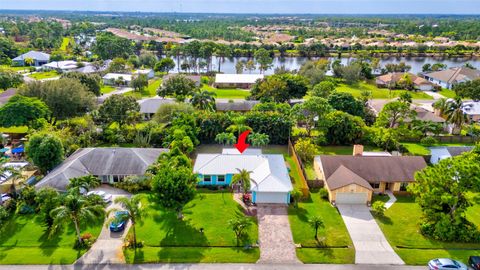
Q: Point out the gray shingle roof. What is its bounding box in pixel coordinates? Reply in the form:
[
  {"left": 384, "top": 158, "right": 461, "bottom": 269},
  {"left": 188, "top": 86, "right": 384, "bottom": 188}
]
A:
[
  {"left": 446, "top": 146, "right": 474, "bottom": 157},
  {"left": 12, "top": 51, "right": 50, "bottom": 61},
  {"left": 36, "top": 148, "right": 168, "bottom": 191},
  {"left": 138, "top": 98, "right": 174, "bottom": 114},
  {"left": 325, "top": 165, "right": 373, "bottom": 191}
]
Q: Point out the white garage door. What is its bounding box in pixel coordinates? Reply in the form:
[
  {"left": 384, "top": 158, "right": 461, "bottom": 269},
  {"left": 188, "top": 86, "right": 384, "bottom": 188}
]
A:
[
  {"left": 336, "top": 192, "right": 368, "bottom": 204},
  {"left": 256, "top": 192, "right": 288, "bottom": 204}
]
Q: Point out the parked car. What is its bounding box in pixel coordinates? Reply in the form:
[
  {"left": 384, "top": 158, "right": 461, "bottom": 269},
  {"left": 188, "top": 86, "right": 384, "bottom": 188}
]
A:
[
  {"left": 0, "top": 193, "right": 11, "bottom": 204},
  {"left": 428, "top": 258, "right": 468, "bottom": 270},
  {"left": 469, "top": 256, "right": 480, "bottom": 270},
  {"left": 87, "top": 190, "right": 112, "bottom": 203},
  {"left": 109, "top": 211, "right": 129, "bottom": 232}
]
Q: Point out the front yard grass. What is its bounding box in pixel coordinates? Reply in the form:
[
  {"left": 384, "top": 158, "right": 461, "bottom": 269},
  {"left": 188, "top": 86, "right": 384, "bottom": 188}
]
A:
[
  {"left": 100, "top": 85, "right": 116, "bottom": 94},
  {"left": 0, "top": 214, "right": 103, "bottom": 264},
  {"left": 438, "top": 88, "right": 456, "bottom": 98},
  {"left": 202, "top": 85, "right": 250, "bottom": 99},
  {"left": 336, "top": 82, "right": 433, "bottom": 100},
  {"left": 288, "top": 189, "right": 355, "bottom": 264},
  {"left": 124, "top": 78, "right": 161, "bottom": 99},
  {"left": 125, "top": 190, "right": 259, "bottom": 263},
  {"left": 375, "top": 196, "right": 480, "bottom": 265},
  {"left": 28, "top": 71, "right": 60, "bottom": 80}
]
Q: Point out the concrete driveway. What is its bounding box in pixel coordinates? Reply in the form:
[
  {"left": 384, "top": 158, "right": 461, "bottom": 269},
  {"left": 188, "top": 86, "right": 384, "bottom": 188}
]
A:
[
  {"left": 256, "top": 204, "right": 300, "bottom": 264},
  {"left": 75, "top": 186, "right": 132, "bottom": 265},
  {"left": 337, "top": 204, "right": 404, "bottom": 265}
]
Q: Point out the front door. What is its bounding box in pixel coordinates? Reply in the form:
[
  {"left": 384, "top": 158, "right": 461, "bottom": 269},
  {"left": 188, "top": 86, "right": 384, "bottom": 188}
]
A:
[{"left": 385, "top": 183, "right": 390, "bottom": 191}]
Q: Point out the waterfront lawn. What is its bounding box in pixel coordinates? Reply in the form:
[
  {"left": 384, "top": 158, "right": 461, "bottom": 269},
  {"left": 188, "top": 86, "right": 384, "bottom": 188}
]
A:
[
  {"left": 0, "top": 213, "right": 103, "bottom": 264},
  {"left": 337, "top": 82, "right": 433, "bottom": 100},
  {"left": 288, "top": 189, "right": 354, "bottom": 264},
  {"left": 202, "top": 85, "right": 250, "bottom": 99},
  {"left": 28, "top": 71, "right": 60, "bottom": 80},
  {"left": 375, "top": 196, "right": 480, "bottom": 265},
  {"left": 125, "top": 190, "right": 259, "bottom": 263}
]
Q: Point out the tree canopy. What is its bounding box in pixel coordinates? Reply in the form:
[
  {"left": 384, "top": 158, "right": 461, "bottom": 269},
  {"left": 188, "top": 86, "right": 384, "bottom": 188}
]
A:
[{"left": 0, "top": 95, "right": 50, "bottom": 127}]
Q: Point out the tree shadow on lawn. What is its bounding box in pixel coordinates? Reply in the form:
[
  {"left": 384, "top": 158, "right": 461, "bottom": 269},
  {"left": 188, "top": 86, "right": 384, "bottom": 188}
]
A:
[
  {"left": 0, "top": 216, "right": 26, "bottom": 246},
  {"left": 289, "top": 205, "right": 309, "bottom": 223},
  {"left": 156, "top": 211, "right": 209, "bottom": 247},
  {"left": 374, "top": 214, "right": 393, "bottom": 225}
]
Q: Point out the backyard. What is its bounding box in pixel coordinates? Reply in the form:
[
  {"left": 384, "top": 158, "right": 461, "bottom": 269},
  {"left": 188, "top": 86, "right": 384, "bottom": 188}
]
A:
[
  {"left": 336, "top": 82, "right": 433, "bottom": 100},
  {"left": 0, "top": 213, "right": 103, "bottom": 264},
  {"left": 375, "top": 196, "right": 480, "bottom": 265},
  {"left": 288, "top": 189, "right": 355, "bottom": 264},
  {"left": 124, "top": 190, "right": 259, "bottom": 263},
  {"left": 201, "top": 85, "right": 250, "bottom": 99},
  {"left": 124, "top": 78, "right": 161, "bottom": 98},
  {"left": 402, "top": 142, "right": 475, "bottom": 156}
]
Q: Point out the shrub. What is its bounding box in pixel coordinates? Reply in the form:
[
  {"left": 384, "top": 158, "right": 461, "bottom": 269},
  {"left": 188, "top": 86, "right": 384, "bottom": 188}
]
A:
[
  {"left": 371, "top": 201, "right": 386, "bottom": 217},
  {"left": 319, "top": 188, "right": 329, "bottom": 200},
  {"left": 114, "top": 175, "right": 151, "bottom": 193},
  {"left": 294, "top": 138, "right": 317, "bottom": 163},
  {"left": 0, "top": 205, "right": 9, "bottom": 226},
  {"left": 420, "top": 136, "right": 438, "bottom": 147}
]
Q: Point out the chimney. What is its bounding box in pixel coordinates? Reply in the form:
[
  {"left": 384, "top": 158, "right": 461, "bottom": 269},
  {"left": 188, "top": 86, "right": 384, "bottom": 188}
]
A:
[{"left": 353, "top": 145, "right": 364, "bottom": 156}]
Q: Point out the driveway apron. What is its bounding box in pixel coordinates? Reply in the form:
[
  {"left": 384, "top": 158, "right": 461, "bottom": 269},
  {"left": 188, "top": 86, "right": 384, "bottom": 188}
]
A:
[{"left": 337, "top": 204, "right": 404, "bottom": 265}]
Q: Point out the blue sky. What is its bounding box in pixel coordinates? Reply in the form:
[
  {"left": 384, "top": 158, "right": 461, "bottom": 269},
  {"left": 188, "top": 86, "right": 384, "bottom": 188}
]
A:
[{"left": 1, "top": 0, "right": 480, "bottom": 14}]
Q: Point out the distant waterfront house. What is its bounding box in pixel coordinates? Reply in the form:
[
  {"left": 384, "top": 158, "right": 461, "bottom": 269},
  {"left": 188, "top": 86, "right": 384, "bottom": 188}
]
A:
[
  {"left": 369, "top": 100, "right": 445, "bottom": 124},
  {"left": 35, "top": 148, "right": 168, "bottom": 191},
  {"left": 163, "top": 74, "right": 201, "bottom": 87},
  {"left": 376, "top": 72, "right": 434, "bottom": 91},
  {"left": 193, "top": 148, "right": 293, "bottom": 204},
  {"left": 214, "top": 74, "right": 264, "bottom": 89},
  {"left": 102, "top": 73, "right": 133, "bottom": 86},
  {"left": 134, "top": 69, "right": 155, "bottom": 79},
  {"left": 424, "top": 67, "right": 480, "bottom": 89},
  {"left": 429, "top": 146, "right": 474, "bottom": 164},
  {"left": 12, "top": 51, "right": 50, "bottom": 67},
  {"left": 462, "top": 101, "right": 480, "bottom": 123}
]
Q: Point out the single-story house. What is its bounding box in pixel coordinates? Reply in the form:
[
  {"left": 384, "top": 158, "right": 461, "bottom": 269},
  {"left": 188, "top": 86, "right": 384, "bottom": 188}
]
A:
[
  {"left": 0, "top": 88, "right": 17, "bottom": 105},
  {"left": 134, "top": 69, "right": 155, "bottom": 79},
  {"left": 12, "top": 51, "right": 50, "bottom": 67},
  {"left": 314, "top": 145, "right": 427, "bottom": 205},
  {"left": 102, "top": 73, "right": 133, "bottom": 86},
  {"left": 429, "top": 146, "right": 474, "bottom": 164},
  {"left": 369, "top": 100, "right": 445, "bottom": 124},
  {"left": 163, "top": 74, "right": 201, "bottom": 87},
  {"left": 35, "top": 148, "right": 168, "bottom": 191},
  {"left": 214, "top": 74, "right": 264, "bottom": 89},
  {"left": 216, "top": 100, "right": 260, "bottom": 112},
  {"left": 462, "top": 101, "right": 480, "bottom": 123},
  {"left": 376, "top": 72, "right": 434, "bottom": 91},
  {"left": 193, "top": 148, "right": 293, "bottom": 204},
  {"left": 424, "top": 67, "right": 480, "bottom": 89},
  {"left": 42, "top": 60, "right": 80, "bottom": 72},
  {"left": 138, "top": 98, "right": 174, "bottom": 119}
]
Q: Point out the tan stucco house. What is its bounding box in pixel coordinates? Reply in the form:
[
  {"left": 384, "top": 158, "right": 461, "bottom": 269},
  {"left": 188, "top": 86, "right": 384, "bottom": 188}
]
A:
[{"left": 313, "top": 145, "right": 427, "bottom": 205}]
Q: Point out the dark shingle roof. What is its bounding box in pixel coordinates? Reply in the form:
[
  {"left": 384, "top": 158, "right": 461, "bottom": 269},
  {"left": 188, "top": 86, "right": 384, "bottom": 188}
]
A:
[
  {"left": 325, "top": 165, "right": 373, "bottom": 191},
  {"left": 216, "top": 100, "right": 259, "bottom": 111},
  {"left": 317, "top": 155, "right": 427, "bottom": 183},
  {"left": 446, "top": 146, "right": 474, "bottom": 157}
]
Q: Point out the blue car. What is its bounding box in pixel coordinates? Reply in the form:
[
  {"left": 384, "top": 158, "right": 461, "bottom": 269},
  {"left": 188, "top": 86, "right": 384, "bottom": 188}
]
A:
[{"left": 109, "top": 211, "right": 129, "bottom": 232}]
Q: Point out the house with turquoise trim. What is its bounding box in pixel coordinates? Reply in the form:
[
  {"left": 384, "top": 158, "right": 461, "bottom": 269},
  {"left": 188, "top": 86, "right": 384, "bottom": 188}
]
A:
[{"left": 193, "top": 148, "right": 293, "bottom": 204}]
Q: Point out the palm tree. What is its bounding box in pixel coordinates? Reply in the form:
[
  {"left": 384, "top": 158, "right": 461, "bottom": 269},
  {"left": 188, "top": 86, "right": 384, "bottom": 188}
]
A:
[
  {"left": 433, "top": 98, "right": 449, "bottom": 117},
  {"left": 50, "top": 193, "right": 105, "bottom": 244},
  {"left": 24, "top": 57, "right": 34, "bottom": 66},
  {"left": 248, "top": 133, "right": 270, "bottom": 148},
  {"left": 227, "top": 116, "right": 252, "bottom": 136},
  {"left": 446, "top": 97, "right": 467, "bottom": 135},
  {"left": 309, "top": 216, "right": 325, "bottom": 240},
  {"left": 230, "top": 169, "right": 252, "bottom": 195},
  {"left": 412, "top": 120, "right": 442, "bottom": 136},
  {"left": 109, "top": 196, "right": 143, "bottom": 248},
  {"left": 215, "top": 132, "right": 236, "bottom": 146},
  {"left": 191, "top": 90, "right": 216, "bottom": 111},
  {"left": 67, "top": 175, "right": 100, "bottom": 193},
  {"left": 228, "top": 217, "right": 252, "bottom": 246}
]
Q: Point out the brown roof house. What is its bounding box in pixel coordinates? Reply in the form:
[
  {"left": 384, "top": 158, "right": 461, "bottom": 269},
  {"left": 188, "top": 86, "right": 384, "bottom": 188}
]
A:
[
  {"left": 424, "top": 67, "right": 480, "bottom": 89},
  {"left": 376, "top": 72, "right": 434, "bottom": 91},
  {"left": 313, "top": 145, "right": 427, "bottom": 205}
]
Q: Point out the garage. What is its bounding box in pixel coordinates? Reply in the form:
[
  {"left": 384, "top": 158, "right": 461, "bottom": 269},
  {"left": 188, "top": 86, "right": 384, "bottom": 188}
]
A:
[
  {"left": 253, "top": 191, "right": 289, "bottom": 204},
  {"left": 335, "top": 192, "right": 368, "bottom": 204}
]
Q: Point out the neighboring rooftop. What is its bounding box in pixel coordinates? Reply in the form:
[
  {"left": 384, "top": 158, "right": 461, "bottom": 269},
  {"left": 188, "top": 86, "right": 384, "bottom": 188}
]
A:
[
  {"left": 462, "top": 101, "right": 480, "bottom": 116},
  {"left": 103, "top": 73, "right": 133, "bottom": 81},
  {"left": 163, "top": 74, "right": 201, "bottom": 86},
  {"left": 138, "top": 98, "right": 174, "bottom": 114},
  {"left": 425, "top": 67, "right": 480, "bottom": 84},
  {"left": 215, "top": 74, "right": 264, "bottom": 84},
  {"left": 216, "top": 100, "right": 260, "bottom": 111},
  {"left": 12, "top": 51, "right": 50, "bottom": 61},
  {"left": 36, "top": 148, "right": 168, "bottom": 191}
]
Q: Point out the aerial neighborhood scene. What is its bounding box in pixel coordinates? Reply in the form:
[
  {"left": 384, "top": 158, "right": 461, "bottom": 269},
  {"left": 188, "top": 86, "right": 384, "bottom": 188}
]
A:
[{"left": 2, "top": 1, "right": 480, "bottom": 269}]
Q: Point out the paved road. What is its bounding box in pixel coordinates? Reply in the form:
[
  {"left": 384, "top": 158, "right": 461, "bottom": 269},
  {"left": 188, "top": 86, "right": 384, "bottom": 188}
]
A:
[
  {"left": 256, "top": 205, "right": 300, "bottom": 264},
  {"left": 75, "top": 186, "right": 132, "bottom": 264},
  {"left": 337, "top": 204, "right": 404, "bottom": 265},
  {"left": 0, "top": 264, "right": 427, "bottom": 270}
]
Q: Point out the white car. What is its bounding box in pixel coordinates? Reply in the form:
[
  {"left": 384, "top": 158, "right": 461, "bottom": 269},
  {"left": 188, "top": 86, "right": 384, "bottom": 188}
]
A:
[
  {"left": 0, "top": 193, "right": 11, "bottom": 204},
  {"left": 86, "top": 191, "right": 112, "bottom": 203},
  {"left": 428, "top": 258, "right": 468, "bottom": 270}
]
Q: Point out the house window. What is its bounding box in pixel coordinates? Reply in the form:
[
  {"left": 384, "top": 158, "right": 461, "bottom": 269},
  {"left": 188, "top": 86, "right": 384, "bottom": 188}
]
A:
[
  {"left": 371, "top": 183, "right": 380, "bottom": 189},
  {"left": 400, "top": 182, "right": 408, "bottom": 191},
  {"left": 113, "top": 175, "right": 119, "bottom": 183},
  {"left": 203, "top": 175, "right": 211, "bottom": 183},
  {"left": 218, "top": 175, "right": 225, "bottom": 183}
]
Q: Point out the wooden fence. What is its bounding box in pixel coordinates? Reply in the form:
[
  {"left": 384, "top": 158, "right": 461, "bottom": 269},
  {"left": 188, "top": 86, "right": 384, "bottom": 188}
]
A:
[{"left": 288, "top": 139, "right": 310, "bottom": 197}]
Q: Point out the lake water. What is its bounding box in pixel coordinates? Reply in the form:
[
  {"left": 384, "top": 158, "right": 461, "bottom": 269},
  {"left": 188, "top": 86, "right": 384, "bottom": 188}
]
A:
[{"left": 170, "top": 56, "right": 480, "bottom": 75}]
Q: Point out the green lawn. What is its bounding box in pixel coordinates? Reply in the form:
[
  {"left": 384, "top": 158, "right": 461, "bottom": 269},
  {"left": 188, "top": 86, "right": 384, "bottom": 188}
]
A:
[
  {"left": 0, "top": 214, "right": 103, "bottom": 264},
  {"left": 304, "top": 163, "right": 317, "bottom": 180},
  {"left": 336, "top": 82, "right": 433, "bottom": 100},
  {"left": 288, "top": 189, "right": 354, "bottom": 264},
  {"left": 375, "top": 196, "right": 480, "bottom": 265},
  {"left": 0, "top": 65, "right": 29, "bottom": 73},
  {"left": 285, "top": 156, "right": 307, "bottom": 192},
  {"left": 202, "top": 85, "right": 250, "bottom": 99},
  {"left": 317, "top": 145, "right": 382, "bottom": 155},
  {"left": 60, "top": 37, "right": 72, "bottom": 51},
  {"left": 125, "top": 79, "right": 161, "bottom": 99},
  {"left": 28, "top": 71, "right": 60, "bottom": 80},
  {"left": 100, "top": 85, "right": 116, "bottom": 94},
  {"left": 438, "top": 89, "right": 456, "bottom": 98},
  {"left": 402, "top": 142, "right": 475, "bottom": 156},
  {"left": 125, "top": 190, "right": 259, "bottom": 263},
  {"left": 0, "top": 126, "right": 28, "bottom": 134}
]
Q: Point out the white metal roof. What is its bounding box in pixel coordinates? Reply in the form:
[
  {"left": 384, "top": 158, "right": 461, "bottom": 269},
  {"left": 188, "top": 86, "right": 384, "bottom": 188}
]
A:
[
  {"left": 221, "top": 148, "right": 263, "bottom": 155},
  {"left": 215, "top": 74, "right": 264, "bottom": 84},
  {"left": 43, "top": 61, "right": 79, "bottom": 70},
  {"left": 102, "top": 73, "right": 133, "bottom": 81},
  {"left": 193, "top": 151, "right": 292, "bottom": 193},
  {"left": 462, "top": 101, "right": 480, "bottom": 116}
]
